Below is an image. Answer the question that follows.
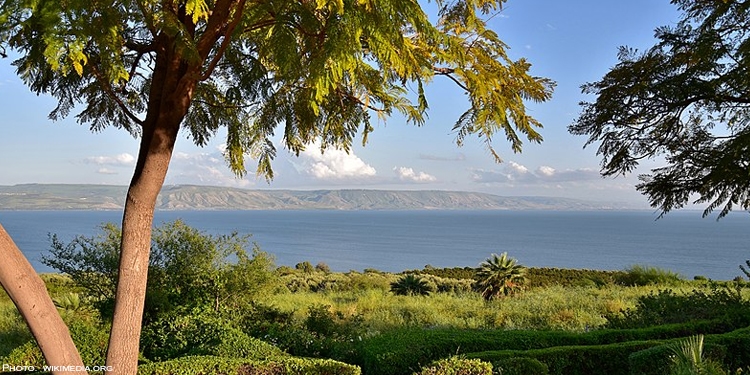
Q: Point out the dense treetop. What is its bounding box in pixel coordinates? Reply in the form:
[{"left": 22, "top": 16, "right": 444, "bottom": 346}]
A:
[
  {"left": 570, "top": 0, "right": 750, "bottom": 218},
  {"left": 0, "top": 0, "right": 554, "bottom": 178}
]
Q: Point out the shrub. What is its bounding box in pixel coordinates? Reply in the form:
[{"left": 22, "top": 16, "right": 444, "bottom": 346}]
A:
[
  {"left": 141, "top": 305, "right": 287, "bottom": 361},
  {"left": 413, "top": 357, "right": 492, "bottom": 375},
  {"left": 616, "top": 265, "right": 684, "bottom": 286},
  {"left": 391, "top": 275, "right": 433, "bottom": 296},
  {"left": 468, "top": 340, "right": 663, "bottom": 375},
  {"left": 607, "top": 286, "right": 750, "bottom": 329},
  {"left": 2, "top": 317, "right": 108, "bottom": 367},
  {"left": 43, "top": 220, "right": 277, "bottom": 323},
  {"left": 138, "top": 356, "right": 361, "bottom": 375},
  {"left": 492, "top": 357, "right": 549, "bottom": 375}
]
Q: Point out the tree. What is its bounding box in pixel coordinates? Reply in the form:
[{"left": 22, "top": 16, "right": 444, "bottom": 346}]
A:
[
  {"left": 390, "top": 274, "right": 433, "bottom": 296},
  {"left": 0, "top": 0, "right": 553, "bottom": 372},
  {"left": 474, "top": 252, "right": 525, "bottom": 300},
  {"left": 569, "top": 0, "right": 750, "bottom": 218}
]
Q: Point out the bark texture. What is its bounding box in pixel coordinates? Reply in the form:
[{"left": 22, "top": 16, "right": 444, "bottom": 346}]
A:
[
  {"left": 104, "top": 35, "right": 195, "bottom": 374},
  {"left": 0, "top": 224, "right": 87, "bottom": 375}
]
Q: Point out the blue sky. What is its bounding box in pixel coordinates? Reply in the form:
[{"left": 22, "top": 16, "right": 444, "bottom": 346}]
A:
[{"left": 0, "top": 0, "right": 680, "bottom": 205}]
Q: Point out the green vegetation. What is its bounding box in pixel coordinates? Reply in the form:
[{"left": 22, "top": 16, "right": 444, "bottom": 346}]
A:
[
  {"left": 390, "top": 275, "right": 433, "bottom": 297},
  {"left": 2, "top": 222, "right": 750, "bottom": 374},
  {"left": 475, "top": 252, "right": 527, "bottom": 300}
]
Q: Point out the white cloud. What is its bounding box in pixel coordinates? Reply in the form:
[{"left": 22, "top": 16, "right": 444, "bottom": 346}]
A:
[
  {"left": 166, "top": 150, "right": 254, "bottom": 188},
  {"left": 538, "top": 166, "right": 556, "bottom": 177},
  {"left": 96, "top": 168, "right": 118, "bottom": 175},
  {"left": 301, "top": 145, "right": 377, "bottom": 180},
  {"left": 394, "top": 167, "right": 437, "bottom": 183},
  {"left": 84, "top": 153, "right": 135, "bottom": 166},
  {"left": 508, "top": 161, "right": 529, "bottom": 175},
  {"left": 471, "top": 162, "right": 601, "bottom": 184},
  {"left": 419, "top": 153, "right": 466, "bottom": 162}
]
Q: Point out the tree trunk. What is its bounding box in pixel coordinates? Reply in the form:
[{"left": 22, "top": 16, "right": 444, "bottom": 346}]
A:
[
  {"left": 104, "top": 117, "right": 181, "bottom": 374},
  {"left": 0, "top": 224, "right": 87, "bottom": 375}
]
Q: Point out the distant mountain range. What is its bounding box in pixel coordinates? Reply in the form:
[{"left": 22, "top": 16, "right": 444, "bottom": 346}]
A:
[{"left": 0, "top": 184, "right": 638, "bottom": 211}]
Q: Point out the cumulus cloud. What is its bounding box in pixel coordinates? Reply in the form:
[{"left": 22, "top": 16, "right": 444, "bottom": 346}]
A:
[
  {"left": 84, "top": 153, "right": 135, "bottom": 166},
  {"left": 300, "top": 145, "right": 377, "bottom": 180},
  {"left": 394, "top": 167, "right": 437, "bottom": 183}
]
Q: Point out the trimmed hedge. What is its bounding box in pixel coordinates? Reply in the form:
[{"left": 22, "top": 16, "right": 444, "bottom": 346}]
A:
[
  {"left": 357, "top": 320, "right": 742, "bottom": 375},
  {"left": 706, "top": 327, "right": 750, "bottom": 371},
  {"left": 138, "top": 355, "right": 360, "bottom": 375},
  {"left": 492, "top": 357, "right": 548, "bottom": 375},
  {"left": 467, "top": 340, "right": 663, "bottom": 375}
]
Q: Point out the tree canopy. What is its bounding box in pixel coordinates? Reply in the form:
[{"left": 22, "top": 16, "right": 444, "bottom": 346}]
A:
[
  {"left": 1, "top": 0, "right": 554, "bottom": 176},
  {"left": 1, "top": 0, "right": 554, "bottom": 371},
  {"left": 570, "top": 0, "right": 750, "bottom": 218}
]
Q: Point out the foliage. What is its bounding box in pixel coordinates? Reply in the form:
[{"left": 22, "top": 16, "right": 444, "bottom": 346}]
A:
[
  {"left": 492, "top": 357, "right": 549, "bottom": 375},
  {"left": 416, "top": 267, "right": 477, "bottom": 280},
  {"left": 416, "top": 266, "right": 625, "bottom": 288},
  {"left": 43, "top": 220, "right": 276, "bottom": 323},
  {"left": 739, "top": 260, "right": 750, "bottom": 281},
  {"left": 607, "top": 285, "right": 750, "bottom": 329},
  {"left": 137, "top": 355, "right": 361, "bottom": 375},
  {"left": 669, "top": 335, "right": 727, "bottom": 375},
  {"left": 474, "top": 253, "right": 526, "bottom": 300},
  {"left": 140, "top": 305, "right": 287, "bottom": 361},
  {"left": 569, "top": 0, "right": 750, "bottom": 217},
  {"left": 43, "top": 223, "right": 122, "bottom": 306},
  {"left": 0, "top": 0, "right": 554, "bottom": 179},
  {"left": 616, "top": 265, "right": 685, "bottom": 287},
  {"left": 357, "top": 319, "right": 750, "bottom": 375},
  {"left": 3, "top": 316, "right": 108, "bottom": 367},
  {"left": 468, "top": 340, "right": 663, "bottom": 375},
  {"left": 526, "top": 268, "right": 624, "bottom": 288},
  {"left": 391, "top": 274, "right": 434, "bottom": 296},
  {"left": 413, "top": 357, "right": 493, "bottom": 375}
]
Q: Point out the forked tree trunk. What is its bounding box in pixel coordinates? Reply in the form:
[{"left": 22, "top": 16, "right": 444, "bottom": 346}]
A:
[{"left": 0, "top": 224, "right": 86, "bottom": 374}]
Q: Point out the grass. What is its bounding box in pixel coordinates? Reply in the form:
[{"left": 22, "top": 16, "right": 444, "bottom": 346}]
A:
[{"left": 258, "top": 282, "right": 735, "bottom": 333}]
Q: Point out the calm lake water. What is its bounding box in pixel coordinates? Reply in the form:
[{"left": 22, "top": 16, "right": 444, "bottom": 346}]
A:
[{"left": 1, "top": 209, "right": 749, "bottom": 280}]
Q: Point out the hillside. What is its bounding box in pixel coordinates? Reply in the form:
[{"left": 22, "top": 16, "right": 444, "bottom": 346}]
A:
[{"left": 0, "top": 184, "right": 632, "bottom": 210}]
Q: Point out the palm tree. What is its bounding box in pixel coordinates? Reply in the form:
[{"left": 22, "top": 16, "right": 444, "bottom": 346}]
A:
[
  {"left": 475, "top": 253, "right": 526, "bottom": 300},
  {"left": 390, "top": 274, "right": 433, "bottom": 296}
]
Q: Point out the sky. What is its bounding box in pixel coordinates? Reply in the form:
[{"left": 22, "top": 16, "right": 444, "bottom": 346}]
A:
[{"left": 0, "top": 0, "right": 682, "bottom": 206}]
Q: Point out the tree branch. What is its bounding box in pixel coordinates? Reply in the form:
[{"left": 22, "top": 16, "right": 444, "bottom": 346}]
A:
[
  {"left": 90, "top": 63, "right": 145, "bottom": 127},
  {"left": 434, "top": 66, "right": 469, "bottom": 92}
]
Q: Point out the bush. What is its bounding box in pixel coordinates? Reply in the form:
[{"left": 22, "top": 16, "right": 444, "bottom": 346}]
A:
[
  {"left": 607, "top": 286, "right": 750, "bottom": 329},
  {"left": 357, "top": 321, "right": 747, "bottom": 375},
  {"left": 43, "top": 220, "right": 277, "bottom": 323},
  {"left": 2, "top": 317, "right": 108, "bottom": 367},
  {"left": 468, "top": 340, "right": 663, "bottom": 375},
  {"left": 629, "top": 340, "right": 728, "bottom": 375},
  {"left": 413, "top": 357, "right": 492, "bottom": 375},
  {"left": 492, "top": 357, "right": 549, "bottom": 375},
  {"left": 141, "top": 305, "right": 287, "bottom": 361},
  {"left": 137, "top": 355, "right": 361, "bottom": 375},
  {"left": 615, "top": 265, "right": 684, "bottom": 286}
]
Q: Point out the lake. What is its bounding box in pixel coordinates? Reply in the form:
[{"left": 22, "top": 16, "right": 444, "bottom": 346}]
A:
[{"left": 1, "top": 209, "right": 748, "bottom": 280}]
